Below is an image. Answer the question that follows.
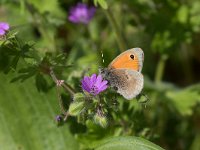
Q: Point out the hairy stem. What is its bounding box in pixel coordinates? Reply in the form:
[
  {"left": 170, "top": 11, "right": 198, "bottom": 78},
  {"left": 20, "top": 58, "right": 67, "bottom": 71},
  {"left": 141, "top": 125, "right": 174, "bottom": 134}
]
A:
[
  {"left": 49, "top": 68, "right": 76, "bottom": 96},
  {"left": 55, "top": 84, "right": 66, "bottom": 113},
  {"left": 49, "top": 68, "right": 75, "bottom": 121}
]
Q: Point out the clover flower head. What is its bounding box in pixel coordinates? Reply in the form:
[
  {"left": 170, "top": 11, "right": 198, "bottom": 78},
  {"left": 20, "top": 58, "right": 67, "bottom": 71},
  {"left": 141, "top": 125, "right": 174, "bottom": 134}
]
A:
[
  {"left": 0, "top": 22, "right": 10, "bottom": 36},
  {"left": 68, "top": 3, "right": 96, "bottom": 24},
  {"left": 81, "top": 74, "right": 108, "bottom": 96}
]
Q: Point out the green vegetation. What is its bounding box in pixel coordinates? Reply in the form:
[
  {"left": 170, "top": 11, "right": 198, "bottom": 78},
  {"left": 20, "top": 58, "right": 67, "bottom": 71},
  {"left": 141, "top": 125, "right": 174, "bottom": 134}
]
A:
[{"left": 0, "top": 0, "right": 200, "bottom": 150}]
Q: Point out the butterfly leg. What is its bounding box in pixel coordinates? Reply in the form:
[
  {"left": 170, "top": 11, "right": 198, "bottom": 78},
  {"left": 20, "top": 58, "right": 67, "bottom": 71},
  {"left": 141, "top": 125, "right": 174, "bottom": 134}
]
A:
[{"left": 136, "top": 92, "right": 150, "bottom": 104}]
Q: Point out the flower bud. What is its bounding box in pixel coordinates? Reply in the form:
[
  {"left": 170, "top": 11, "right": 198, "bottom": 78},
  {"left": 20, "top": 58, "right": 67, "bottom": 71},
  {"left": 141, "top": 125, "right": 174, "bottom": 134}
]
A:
[
  {"left": 73, "top": 93, "right": 85, "bottom": 102},
  {"left": 68, "top": 101, "right": 85, "bottom": 116},
  {"left": 55, "top": 115, "right": 64, "bottom": 126},
  {"left": 94, "top": 113, "right": 108, "bottom": 128}
]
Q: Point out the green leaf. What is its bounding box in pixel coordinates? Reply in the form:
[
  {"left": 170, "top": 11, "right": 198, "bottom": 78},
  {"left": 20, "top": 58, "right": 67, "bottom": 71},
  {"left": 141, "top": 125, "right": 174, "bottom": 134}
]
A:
[
  {"left": 69, "top": 101, "right": 85, "bottom": 116},
  {"left": 11, "top": 67, "right": 37, "bottom": 83},
  {"left": 190, "top": 133, "right": 200, "bottom": 150},
  {"left": 0, "top": 73, "right": 78, "bottom": 150},
  {"left": 5, "top": 31, "right": 18, "bottom": 41},
  {"left": 151, "top": 30, "right": 174, "bottom": 53},
  {"left": 95, "top": 136, "right": 165, "bottom": 150},
  {"left": 27, "top": 0, "right": 65, "bottom": 16},
  {"left": 94, "top": 0, "right": 98, "bottom": 6},
  {"left": 176, "top": 5, "right": 189, "bottom": 24},
  {"left": 76, "top": 120, "right": 111, "bottom": 149},
  {"left": 190, "top": 1, "right": 200, "bottom": 32},
  {"left": 166, "top": 87, "right": 200, "bottom": 116},
  {"left": 96, "top": 0, "right": 108, "bottom": 9},
  {"left": 10, "top": 55, "right": 20, "bottom": 70},
  {"left": 35, "top": 73, "right": 49, "bottom": 92}
]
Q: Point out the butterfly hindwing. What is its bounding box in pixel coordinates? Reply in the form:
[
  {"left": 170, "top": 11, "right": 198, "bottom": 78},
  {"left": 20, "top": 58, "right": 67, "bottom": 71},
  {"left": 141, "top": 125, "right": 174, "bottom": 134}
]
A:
[{"left": 101, "top": 68, "right": 144, "bottom": 100}]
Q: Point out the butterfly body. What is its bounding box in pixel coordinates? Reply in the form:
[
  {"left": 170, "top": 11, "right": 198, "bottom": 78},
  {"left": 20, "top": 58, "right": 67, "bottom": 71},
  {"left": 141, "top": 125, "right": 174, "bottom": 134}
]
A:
[{"left": 100, "top": 48, "right": 144, "bottom": 100}]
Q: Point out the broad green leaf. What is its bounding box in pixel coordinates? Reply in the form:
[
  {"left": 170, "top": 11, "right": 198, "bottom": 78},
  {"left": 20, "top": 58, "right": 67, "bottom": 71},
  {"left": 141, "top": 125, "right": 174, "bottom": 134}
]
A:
[
  {"left": 95, "top": 136, "right": 165, "bottom": 150},
  {"left": 166, "top": 86, "right": 200, "bottom": 116},
  {"left": 0, "top": 74, "right": 78, "bottom": 150}
]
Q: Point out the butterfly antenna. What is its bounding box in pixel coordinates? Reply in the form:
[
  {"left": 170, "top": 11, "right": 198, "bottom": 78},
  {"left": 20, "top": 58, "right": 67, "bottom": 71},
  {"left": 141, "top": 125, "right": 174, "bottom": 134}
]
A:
[
  {"left": 101, "top": 50, "right": 105, "bottom": 64},
  {"left": 97, "top": 50, "right": 105, "bottom": 74}
]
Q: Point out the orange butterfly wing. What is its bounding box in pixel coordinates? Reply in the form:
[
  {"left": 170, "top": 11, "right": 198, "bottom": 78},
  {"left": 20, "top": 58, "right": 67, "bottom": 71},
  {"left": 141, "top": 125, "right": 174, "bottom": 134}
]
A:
[{"left": 108, "top": 48, "right": 143, "bottom": 72}]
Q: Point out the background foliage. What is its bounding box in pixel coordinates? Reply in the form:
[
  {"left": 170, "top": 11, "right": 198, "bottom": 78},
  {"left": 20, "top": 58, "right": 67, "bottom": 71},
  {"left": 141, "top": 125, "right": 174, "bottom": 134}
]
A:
[{"left": 0, "top": 0, "right": 200, "bottom": 150}]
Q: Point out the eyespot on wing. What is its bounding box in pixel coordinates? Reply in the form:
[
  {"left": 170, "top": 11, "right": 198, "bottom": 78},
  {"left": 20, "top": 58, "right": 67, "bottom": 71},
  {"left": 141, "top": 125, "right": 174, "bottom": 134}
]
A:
[{"left": 108, "top": 48, "right": 144, "bottom": 72}]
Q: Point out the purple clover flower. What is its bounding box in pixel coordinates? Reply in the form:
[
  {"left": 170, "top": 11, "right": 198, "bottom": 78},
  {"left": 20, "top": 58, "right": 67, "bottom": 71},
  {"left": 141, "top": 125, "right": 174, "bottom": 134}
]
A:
[
  {"left": 68, "top": 3, "right": 96, "bottom": 24},
  {"left": 81, "top": 74, "right": 108, "bottom": 96},
  {"left": 0, "top": 22, "right": 10, "bottom": 36}
]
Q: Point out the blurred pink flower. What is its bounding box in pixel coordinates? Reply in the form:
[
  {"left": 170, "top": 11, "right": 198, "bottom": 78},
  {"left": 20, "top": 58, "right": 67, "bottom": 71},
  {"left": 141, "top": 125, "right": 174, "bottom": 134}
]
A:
[
  {"left": 0, "top": 22, "right": 10, "bottom": 36},
  {"left": 68, "top": 3, "right": 96, "bottom": 24}
]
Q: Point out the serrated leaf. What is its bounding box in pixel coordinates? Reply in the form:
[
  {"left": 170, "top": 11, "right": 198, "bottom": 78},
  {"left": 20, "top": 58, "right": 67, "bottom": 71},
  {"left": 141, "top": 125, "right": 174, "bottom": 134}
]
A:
[
  {"left": 18, "top": 66, "right": 37, "bottom": 73},
  {"left": 35, "top": 73, "right": 49, "bottom": 92},
  {"left": 10, "top": 73, "right": 35, "bottom": 83},
  {"left": 4, "top": 31, "right": 18, "bottom": 42},
  {"left": 10, "top": 55, "right": 20, "bottom": 70},
  {"left": 95, "top": 136, "right": 165, "bottom": 150},
  {"left": 11, "top": 67, "right": 37, "bottom": 83}
]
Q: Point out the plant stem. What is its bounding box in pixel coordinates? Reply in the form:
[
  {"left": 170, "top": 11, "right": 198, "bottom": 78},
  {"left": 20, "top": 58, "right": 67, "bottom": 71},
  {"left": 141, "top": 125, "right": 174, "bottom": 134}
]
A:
[
  {"left": 63, "top": 111, "right": 69, "bottom": 121},
  {"left": 105, "top": 9, "right": 126, "bottom": 52},
  {"left": 56, "top": 85, "right": 65, "bottom": 113},
  {"left": 154, "top": 54, "right": 168, "bottom": 85},
  {"left": 49, "top": 68, "right": 76, "bottom": 96},
  {"left": 180, "top": 44, "right": 193, "bottom": 83},
  {"left": 49, "top": 68, "right": 75, "bottom": 121}
]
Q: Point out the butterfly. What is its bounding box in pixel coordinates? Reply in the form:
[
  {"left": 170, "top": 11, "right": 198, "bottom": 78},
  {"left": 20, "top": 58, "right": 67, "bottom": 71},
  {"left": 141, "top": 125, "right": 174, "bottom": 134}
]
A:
[{"left": 100, "top": 48, "right": 144, "bottom": 100}]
